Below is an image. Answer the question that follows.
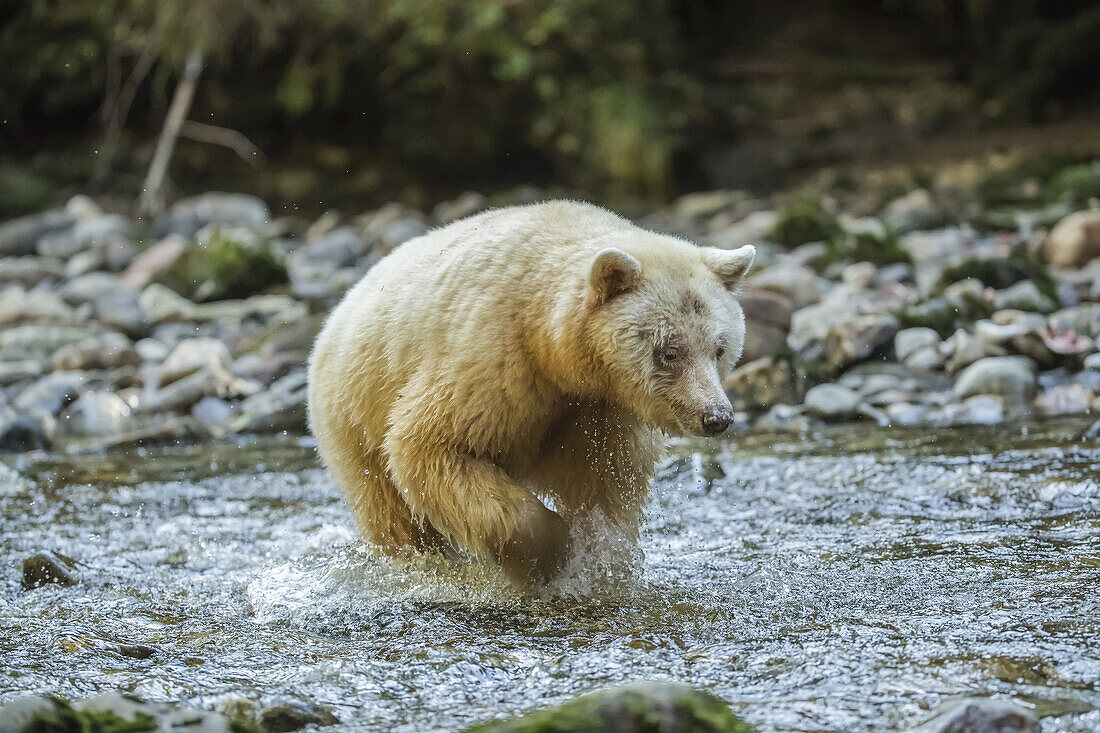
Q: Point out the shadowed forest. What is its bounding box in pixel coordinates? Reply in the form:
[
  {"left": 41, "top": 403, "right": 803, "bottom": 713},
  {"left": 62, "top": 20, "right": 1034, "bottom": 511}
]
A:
[{"left": 4, "top": 0, "right": 1100, "bottom": 215}]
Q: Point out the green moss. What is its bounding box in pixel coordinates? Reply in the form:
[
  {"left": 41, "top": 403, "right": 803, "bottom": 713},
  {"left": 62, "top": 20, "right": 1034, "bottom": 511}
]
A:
[
  {"left": 976, "top": 151, "right": 1094, "bottom": 208},
  {"left": 820, "top": 224, "right": 910, "bottom": 268},
  {"left": 464, "top": 684, "right": 754, "bottom": 733},
  {"left": 1045, "top": 163, "right": 1100, "bottom": 206},
  {"left": 938, "top": 255, "right": 1058, "bottom": 303},
  {"left": 228, "top": 715, "right": 261, "bottom": 733},
  {"left": 156, "top": 227, "right": 287, "bottom": 302},
  {"left": 770, "top": 200, "right": 842, "bottom": 248},
  {"left": 27, "top": 697, "right": 155, "bottom": 733},
  {"left": 895, "top": 298, "right": 961, "bottom": 338}
]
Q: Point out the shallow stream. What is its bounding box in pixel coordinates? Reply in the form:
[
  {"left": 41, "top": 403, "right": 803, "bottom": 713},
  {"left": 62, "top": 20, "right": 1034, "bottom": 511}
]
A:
[{"left": 1, "top": 422, "right": 1098, "bottom": 731}]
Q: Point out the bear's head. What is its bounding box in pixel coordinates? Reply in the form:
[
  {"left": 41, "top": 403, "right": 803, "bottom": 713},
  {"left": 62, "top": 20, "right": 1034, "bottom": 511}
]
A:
[{"left": 584, "top": 236, "right": 755, "bottom": 437}]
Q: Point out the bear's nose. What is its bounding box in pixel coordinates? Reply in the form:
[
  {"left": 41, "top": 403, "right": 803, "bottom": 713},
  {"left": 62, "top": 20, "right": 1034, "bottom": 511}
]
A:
[{"left": 701, "top": 406, "right": 732, "bottom": 436}]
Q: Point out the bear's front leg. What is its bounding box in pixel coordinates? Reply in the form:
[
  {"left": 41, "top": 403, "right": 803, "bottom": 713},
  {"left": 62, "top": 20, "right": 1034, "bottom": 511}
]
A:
[
  {"left": 494, "top": 500, "right": 570, "bottom": 587},
  {"left": 384, "top": 432, "right": 571, "bottom": 588}
]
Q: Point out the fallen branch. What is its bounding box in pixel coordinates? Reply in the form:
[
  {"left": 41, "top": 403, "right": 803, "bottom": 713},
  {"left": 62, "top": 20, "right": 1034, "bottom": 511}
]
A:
[
  {"left": 136, "top": 52, "right": 203, "bottom": 220},
  {"left": 180, "top": 120, "right": 265, "bottom": 166}
]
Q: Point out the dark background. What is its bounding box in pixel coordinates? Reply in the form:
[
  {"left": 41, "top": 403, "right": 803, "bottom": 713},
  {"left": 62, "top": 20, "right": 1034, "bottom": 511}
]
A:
[{"left": 3, "top": 0, "right": 1099, "bottom": 216}]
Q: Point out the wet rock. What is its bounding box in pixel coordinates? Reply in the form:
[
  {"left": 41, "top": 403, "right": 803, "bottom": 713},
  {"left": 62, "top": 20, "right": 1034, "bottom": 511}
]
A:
[
  {"left": 14, "top": 371, "right": 87, "bottom": 415},
  {"left": 92, "top": 288, "right": 148, "bottom": 335},
  {"left": 991, "top": 280, "right": 1058, "bottom": 314},
  {"left": 739, "top": 289, "right": 792, "bottom": 362},
  {"left": 748, "top": 264, "right": 821, "bottom": 309},
  {"left": 121, "top": 234, "right": 188, "bottom": 288},
  {"left": 0, "top": 325, "right": 93, "bottom": 361},
  {"left": 1082, "top": 419, "right": 1100, "bottom": 440},
  {"left": 191, "top": 396, "right": 235, "bottom": 425},
  {"left": 883, "top": 188, "right": 945, "bottom": 234},
  {"left": 139, "top": 283, "right": 197, "bottom": 324},
  {"left": 0, "top": 256, "right": 66, "bottom": 286},
  {"left": 841, "top": 261, "right": 878, "bottom": 289},
  {"left": 929, "top": 395, "right": 1006, "bottom": 427},
  {"left": 884, "top": 401, "right": 931, "bottom": 426},
  {"left": 1049, "top": 303, "right": 1100, "bottom": 339},
  {"left": 359, "top": 202, "right": 428, "bottom": 250},
  {"left": 158, "top": 191, "right": 270, "bottom": 238},
  {"left": 379, "top": 217, "right": 428, "bottom": 252},
  {"left": 22, "top": 551, "right": 80, "bottom": 589},
  {"left": 57, "top": 391, "right": 134, "bottom": 437},
  {"left": 0, "top": 285, "right": 82, "bottom": 326},
  {"left": 260, "top": 701, "right": 338, "bottom": 732},
  {"left": 191, "top": 294, "right": 307, "bottom": 323},
  {"left": 154, "top": 337, "right": 233, "bottom": 385},
  {"left": 289, "top": 262, "right": 368, "bottom": 301},
  {"left": 0, "top": 208, "right": 74, "bottom": 256},
  {"left": 0, "top": 693, "right": 241, "bottom": 733},
  {"left": 756, "top": 403, "right": 813, "bottom": 430},
  {"left": 37, "top": 213, "right": 134, "bottom": 259},
  {"left": 289, "top": 226, "right": 367, "bottom": 269},
  {"left": 0, "top": 408, "right": 53, "bottom": 452},
  {"left": 954, "top": 356, "right": 1037, "bottom": 400},
  {"left": 73, "top": 415, "right": 211, "bottom": 452},
  {"left": 823, "top": 313, "right": 898, "bottom": 371},
  {"left": 895, "top": 327, "right": 942, "bottom": 361},
  {"left": 909, "top": 697, "right": 1038, "bottom": 733},
  {"left": 59, "top": 271, "right": 125, "bottom": 305},
  {"left": 464, "top": 682, "right": 753, "bottom": 733},
  {"left": 1085, "top": 352, "right": 1100, "bottom": 371},
  {"left": 895, "top": 327, "right": 944, "bottom": 370},
  {"left": 433, "top": 191, "right": 488, "bottom": 224},
  {"left": 140, "top": 366, "right": 259, "bottom": 414},
  {"left": 1045, "top": 209, "right": 1100, "bottom": 267},
  {"left": 229, "top": 369, "right": 307, "bottom": 433},
  {"left": 1034, "top": 383, "right": 1094, "bottom": 417},
  {"left": 725, "top": 356, "right": 793, "bottom": 411},
  {"left": 943, "top": 329, "right": 1005, "bottom": 374},
  {"left": 233, "top": 351, "right": 302, "bottom": 385},
  {"left": 705, "top": 210, "right": 778, "bottom": 250},
  {"left": 0, "top": 360, "right": 44, "bottom": 386},
  {"left": 804, "top": 383, "right": 862, "bottom": 420}
]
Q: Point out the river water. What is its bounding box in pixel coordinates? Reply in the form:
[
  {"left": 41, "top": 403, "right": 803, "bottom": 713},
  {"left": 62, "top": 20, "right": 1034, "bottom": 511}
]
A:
[{"left": 1, "top": 422, "right": 1098, "bottom": 731}]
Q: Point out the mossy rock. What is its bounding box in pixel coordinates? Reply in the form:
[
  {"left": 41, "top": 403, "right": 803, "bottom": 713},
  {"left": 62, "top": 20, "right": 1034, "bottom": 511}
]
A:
[
  {"left": 938, "top": 255, "right": 1058, "bottom": 303},
  {"left": 26, "top": 697, "right": 155, "bottom": 733},
  {"left": 976, "top": 151, "right": 1094, "bottom": 208},
  {"left": 1045, "top": 163, "right": 1100, "bottom": 206},
  {"left": 820, "top": 224, "right": 909, "bottom": 268},
  {"left": 464, "top": 682, "right": 754, "bottom": 733},
  {"left": 895, "top": 298, "right": 964, "bottom": 338},
  {"left": 769, "top": 200, "right": 841, "bottom": 248},
  {"left": 155, "top": 227, "right": 287, "bottom": 302}
]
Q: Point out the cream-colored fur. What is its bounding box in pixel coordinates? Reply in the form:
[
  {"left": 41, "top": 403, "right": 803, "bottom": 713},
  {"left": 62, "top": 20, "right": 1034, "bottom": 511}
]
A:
[{"left": 307, "top": 201, "right": 754, "bottom": 584}]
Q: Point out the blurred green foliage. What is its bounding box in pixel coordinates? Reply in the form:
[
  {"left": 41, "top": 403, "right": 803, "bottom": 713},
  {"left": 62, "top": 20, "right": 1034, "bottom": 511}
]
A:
[
  {"left": 2, "top": 0, "right": 1098, "bottom": 204},
  {"left": 770, "top": 200, "right": 842, "bottom": 247},
  {"left": 1, "top": 0, "right": 694, "bottom": 198},
  {"left": 155, "top": 227, "right": 287, "bottom": 301}
]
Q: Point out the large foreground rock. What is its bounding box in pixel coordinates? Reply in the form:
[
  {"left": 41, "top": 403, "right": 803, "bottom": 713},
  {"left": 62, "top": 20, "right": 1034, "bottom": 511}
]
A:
[
  {"left": 0, "top": 693, "right": 243, "bottom": 732},
  {"left": 465, "top": 682, "right": 754, "bottom": 732}
]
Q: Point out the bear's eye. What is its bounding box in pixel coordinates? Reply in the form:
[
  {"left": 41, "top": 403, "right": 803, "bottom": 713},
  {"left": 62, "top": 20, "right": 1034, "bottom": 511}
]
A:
[
  {"left": 662, "top": 350, "right": 678, "bottom": 363},
  {"left": 716, "top": 346, "right": 725, "bottom": 360}
]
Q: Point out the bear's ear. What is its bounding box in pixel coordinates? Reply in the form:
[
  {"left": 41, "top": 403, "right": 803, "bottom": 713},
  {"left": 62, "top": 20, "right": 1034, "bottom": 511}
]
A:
[
  {"left": 704, "top": 245, "right": 755, "bottom": 290},
  {"left": 588, "top": 247, "right": 641, "bottom": 304}
]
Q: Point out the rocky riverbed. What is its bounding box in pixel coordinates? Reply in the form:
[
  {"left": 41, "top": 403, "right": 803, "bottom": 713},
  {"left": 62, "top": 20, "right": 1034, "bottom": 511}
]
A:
[{"left": 2, "top": 157, "right": 1100, "bottom": 451}]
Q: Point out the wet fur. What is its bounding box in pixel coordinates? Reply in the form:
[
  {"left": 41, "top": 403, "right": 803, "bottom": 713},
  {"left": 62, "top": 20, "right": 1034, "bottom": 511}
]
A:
[{"left": 307, "top": 201, "right": 753, "bottom": 584}]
